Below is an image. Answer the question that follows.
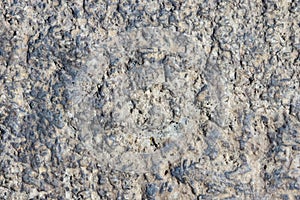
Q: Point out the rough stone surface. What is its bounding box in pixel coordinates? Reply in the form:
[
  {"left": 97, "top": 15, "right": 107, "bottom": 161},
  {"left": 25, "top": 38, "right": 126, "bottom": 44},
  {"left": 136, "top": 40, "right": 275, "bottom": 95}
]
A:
[{"left": 0, "top": 0, "right": 299, "bottom": 199}]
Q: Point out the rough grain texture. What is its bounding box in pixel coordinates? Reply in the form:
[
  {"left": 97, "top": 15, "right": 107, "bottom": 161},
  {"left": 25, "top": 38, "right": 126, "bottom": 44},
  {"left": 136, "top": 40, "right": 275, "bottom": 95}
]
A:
[{"left": 0, "top": 0, "right": 299, "bottom": 199}]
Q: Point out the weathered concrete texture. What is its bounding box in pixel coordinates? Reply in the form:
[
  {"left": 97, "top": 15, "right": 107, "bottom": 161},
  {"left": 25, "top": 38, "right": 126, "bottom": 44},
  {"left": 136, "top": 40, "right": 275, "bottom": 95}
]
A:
[{"left": 0, "top": 0, "right": 299, "bottom": 199}]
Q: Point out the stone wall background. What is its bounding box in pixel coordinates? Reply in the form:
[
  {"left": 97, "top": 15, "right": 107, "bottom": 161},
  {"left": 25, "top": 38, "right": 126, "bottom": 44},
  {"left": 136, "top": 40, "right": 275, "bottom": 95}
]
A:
[{"left": 0, "top": 0, "right": 299, "bottom": 199}]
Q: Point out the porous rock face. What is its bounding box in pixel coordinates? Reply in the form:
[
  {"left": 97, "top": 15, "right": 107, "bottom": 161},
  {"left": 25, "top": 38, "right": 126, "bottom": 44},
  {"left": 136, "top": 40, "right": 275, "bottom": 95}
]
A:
[{"left": 0, "top": 0, "right": 299, "bottom": 199}]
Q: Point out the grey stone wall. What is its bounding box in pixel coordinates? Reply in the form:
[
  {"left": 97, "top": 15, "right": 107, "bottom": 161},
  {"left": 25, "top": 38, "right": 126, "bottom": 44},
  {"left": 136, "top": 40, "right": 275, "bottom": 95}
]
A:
[{"left": 0, "top": 0, "right": 299, "bottom": 199}]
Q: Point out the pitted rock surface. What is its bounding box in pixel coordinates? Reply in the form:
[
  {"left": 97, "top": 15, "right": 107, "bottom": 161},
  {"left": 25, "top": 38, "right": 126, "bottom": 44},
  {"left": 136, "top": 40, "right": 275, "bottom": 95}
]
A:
[{"left": 0, "top": 0, "right": 299, "bottom": 199}]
